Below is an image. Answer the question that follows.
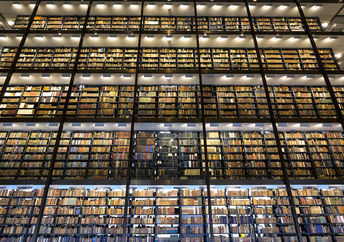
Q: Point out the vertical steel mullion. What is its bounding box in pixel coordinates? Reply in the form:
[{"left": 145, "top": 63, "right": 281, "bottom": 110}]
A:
[
  {"left": 295, "top": 0, "right": 344, "bottom": 130},
  {"left": 122, "top": 1, "right": 145, "bottom": 241},
  {"left": 193, "top": 1, "right": 214, "bottom": 241},
  {"left": 244, "top": 2, "right": 303, "bottom": 241},
  {"left": 0, "top": 0, "right": 41, "bottom": 110},
  {"left": 32, "top": 1, "right": 93, "bottom": 240}
]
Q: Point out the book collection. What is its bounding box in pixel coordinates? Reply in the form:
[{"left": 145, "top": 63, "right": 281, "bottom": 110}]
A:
[
  {"left": 1, "top": 1, "right": 343, "bottom": 241},
  {"left": 269, "top": 86, "right": 336, "bottom": 119},
  {"left": 0, "top": 129, "right": 343, "bottom": 181},
  {"left": 39, "top": 186, "right": 126, "bottom": 241},
  {"left": 291, "top": 186, "right": 344, "bottom": 241},
  {"left": 0, "top": 86, "right": 68, "bottom": 118},
  {"left": 0, "top": 131, "right": 56, "bottom": 179},
  {"left": 333, "top": 87, "right": 344, "bottom": 117},
  {"left": 203, "top": 131, "right": 284, "bottom": 180},
  {"left": 279, "top": 132, "right": 344, "bottom": 180},
  {"left": 54, "top": 131, "right": 130, "bottom": 180},
  {"left": 133, "top": 131, "right": 203, "bottom": 179},
  {"left": 13, "top": 15, "right": 322, "bottom": 32},
  {"left": 0, "top": 84, "right": 338, "bottom": 120},
  {"left": 0, "top": 186, "right": 43, "bottom": 241},
  {"left": 67, "top": 85, "right": 134, "bottom": 118},
  {"left": 0, "top": 47, "right": 339, "bottom": 71},
  {"left": 1, "top": 185, "right": 336, "bottom": 241}
]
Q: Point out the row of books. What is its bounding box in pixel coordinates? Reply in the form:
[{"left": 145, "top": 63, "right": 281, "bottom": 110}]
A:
[
  {"left": 279, "top": 132, "right": 344, "bottom": 179},
  {"left": 1, "top": 186, "right": 343, "bottom": 240},
  {"left": 291, "top": 187, "right": 344, "bottom": 238},
  {"left": 333, "top": 87, "right": 344, "bottom": 117},
  {"left": 1, "top": 130, "right": 344, "bottom": 180},
  {"left": 37, "top": 186, "right": 344, "bottom": 239},
  {"left": 13, "top": 15, "right": 322, "bottom": 32},
  {"left": 54, "top": 131, "right": 130, "bottom": 180},
  {"left": 0, "top": 187, "right": 42, "bottom": 238},
  {"left": 0, "top": 130, "right": 130, "bottom": 180},
  {"left": 0, "top": 85, "right": 339, "bottom": 119},
  {"left": 0, "top": 47, "right": 338, "bottom": 71}
]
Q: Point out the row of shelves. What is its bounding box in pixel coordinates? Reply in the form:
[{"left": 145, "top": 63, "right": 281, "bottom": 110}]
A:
[
  {"left": 13, "top": 15, "right": 322, "bottom": 33},
  {"left": 0, "top": 130, "right": 344, "bottom": 181},
  {"left": 0, "top": 85, "right": 133, "bottom": 119},
  {"left": 0, "top": 186, "right": 43, "bottom": 241},
  {"left": 1, "top": 185, "right": 344, "bottom": 241},
  {"left": 0, "top": 85, "right": 339, "bottom": 120},
  {"left": 0, "top": 47, "right": 338, "bottom": 71}
]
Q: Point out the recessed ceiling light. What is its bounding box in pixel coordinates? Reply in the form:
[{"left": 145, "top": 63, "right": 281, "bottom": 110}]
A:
[
  {"left": 12, "top": 2, "right": 21, "bottom": 8},
  {"left": 108, "top": 35, "right": 117, "bottom": 40},
  {"left": 164, "top": 35, "right": 172, "bottom": 40},
  {"left": 229, "top": 4, "right": 238, "bottom": 9},
  {"left": 63, "top": 3, "right": 72, "bottom": 8},
  {"left": 113, "top": 3, "right": 122, "bottom": 8},
  {"left": 46, "top": 3, "right": 55, "bottom": 8},
  {"left": 34, "top": 35, "right": 44, "bottom": 40}
]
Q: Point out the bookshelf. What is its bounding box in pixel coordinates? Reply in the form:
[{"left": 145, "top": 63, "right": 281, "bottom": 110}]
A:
[
  {"left": 291, "top": 185, "right": 344, "bottom": 241},
  {"left": 128, "top": 186, "right": 209, "bottom": 241},
  {"left": 13, "top": 15, "right": 322, "bottom": 33},
  {"left": 0, "top": 85, "right": 135, "bottom": 119},
  {"left": 260, "top": 49, "right": 338, "bottom": 71},
  {"left": 0, "top": 84, "right": 301, "bottom": 120},
  {"left": 137, "top": 85, "right": 200, "bottom": 119},
  {"left": 12, "top": 16, "right": 30, "bottom": 29},
  {"left": 202, "top": 131, "right": 283, "bottom": 180},
  {"left": 210, "top": 186, "right": 297, "bottom": 242},
  {"left": 53, "top": 131, "right": 130, "bottom": 180},
  {"left": 0, "top": 85, "right": 68, "bottom": 118},
  {"left": 0, "top": 128, "right": 342, "bottom": 182},
  {"left": 30, "top": 16, "right": 85, "bottom": 30},
  {"left": 0, "top": 48, "right": 17, "bottom": 70},
  {"left": 0, "top": 186, "right": 43, "bottom": 241},
  {"left": 87, "top": 16, "right": 141, "bottom": 31},
  {"left": 333, "top": 87, "right": 344, "bottom": 117},
  {"left": 39, "top": 186, "right": 126, "bottom": 241},
  {"left": 179, "top": 86, "right": 199, "bottom": 118},
  {"left": 216, "top": 85, "right": 270, "bottom": 119},
  {"left": 0, "top": 131, "right": 56, "bottom": 180},
  {"left": 279, "top": 131, "right": 344, "bottom": 180},
  {"left": 3, "top": 184, "right": 344, "bottom": 241},
  {"left": 132, "top": 131, "right": 203, "bottom": 179},
  {"left": 0, "top": 47, "right": 339, "bottom": 71},
  {"left": 1, "top": 128, "right": 343, "bottom": 181},
  {"left": 253, "top": 17, "right": 321, "bottom": 32},
  {"left": 67, "top": 85, "right": 134, "bottom": 118},
  {"left": 200, "top": 86, "right": 219, "bottom": 118},
  {"left": 0, "top": 1, "right": 343, "bottom": 241},
  {"left": 269, "top": 86, "right": 336, "bottom": 119},
  {"left": 143, "top": 16, "right": 195, "bottom": 31},
  {"left": 15, "top": 48, "right": 78, "bottom": 70}
]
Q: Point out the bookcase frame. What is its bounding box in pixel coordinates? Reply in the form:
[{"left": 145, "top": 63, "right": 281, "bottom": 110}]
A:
[{"left": 1, "top": 0, "right": 344, "bottom": 241}]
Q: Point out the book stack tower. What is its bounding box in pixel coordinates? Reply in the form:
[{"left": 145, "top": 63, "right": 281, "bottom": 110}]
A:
[{"left": 0, "top": 0, "right": 344, "bottom": 241}]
